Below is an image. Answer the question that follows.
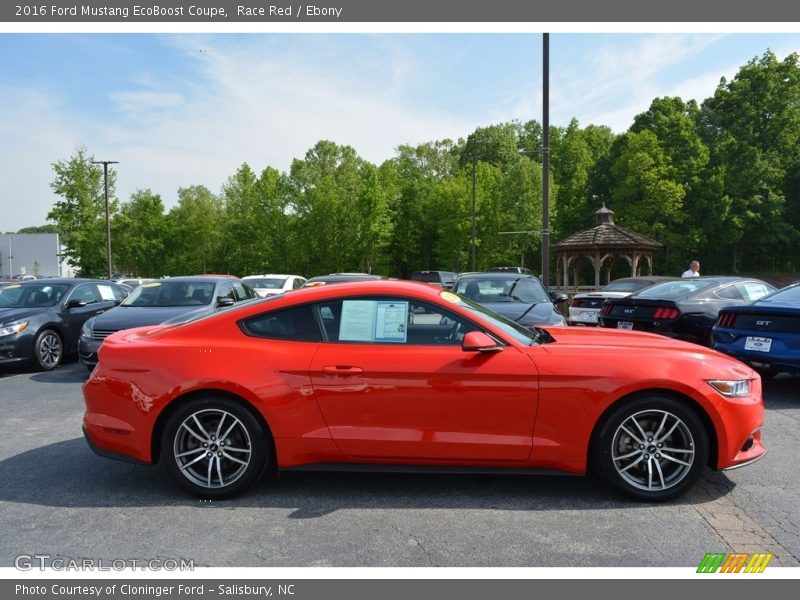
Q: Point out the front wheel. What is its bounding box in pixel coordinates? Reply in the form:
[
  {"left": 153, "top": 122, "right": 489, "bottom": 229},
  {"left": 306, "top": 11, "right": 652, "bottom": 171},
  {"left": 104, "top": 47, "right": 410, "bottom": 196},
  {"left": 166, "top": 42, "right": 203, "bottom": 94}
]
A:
[
  {"left": 594, "top": 396, "right": 709, "bottom": 501},
  {"left": 33, "top": 329, "right": 63, "bottom": 371},
  {"left": 162, "top": 396, "right": 270, "bottom": 499}
]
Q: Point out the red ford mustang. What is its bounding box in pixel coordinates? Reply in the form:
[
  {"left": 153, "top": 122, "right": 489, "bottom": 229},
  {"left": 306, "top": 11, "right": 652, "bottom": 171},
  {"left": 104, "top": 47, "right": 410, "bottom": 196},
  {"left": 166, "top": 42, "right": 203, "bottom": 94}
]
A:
[{"left": 83, "top": 281, "right": 765, "bottom": 501}]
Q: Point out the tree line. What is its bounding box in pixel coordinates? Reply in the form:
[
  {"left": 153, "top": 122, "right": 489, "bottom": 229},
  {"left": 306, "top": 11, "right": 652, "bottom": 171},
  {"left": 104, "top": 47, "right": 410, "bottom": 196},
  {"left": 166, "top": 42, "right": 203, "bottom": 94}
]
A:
[{"left": 39, "top": 51, "right": 800, "bottom": 282}]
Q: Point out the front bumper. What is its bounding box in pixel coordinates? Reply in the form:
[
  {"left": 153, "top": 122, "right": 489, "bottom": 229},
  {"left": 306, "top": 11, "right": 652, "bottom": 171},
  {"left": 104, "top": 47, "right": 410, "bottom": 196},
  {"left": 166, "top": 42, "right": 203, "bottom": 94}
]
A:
[{"left": 78, "top": 336, "right": 101, "bottom": 367}]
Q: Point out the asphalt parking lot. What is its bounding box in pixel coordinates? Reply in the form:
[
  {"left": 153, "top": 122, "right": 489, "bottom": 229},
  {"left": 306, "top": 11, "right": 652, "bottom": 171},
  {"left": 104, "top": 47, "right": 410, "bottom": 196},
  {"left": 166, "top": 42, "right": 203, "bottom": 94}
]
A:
[{"left": 1, "top": 361, "right": 798, "bottom": 568}]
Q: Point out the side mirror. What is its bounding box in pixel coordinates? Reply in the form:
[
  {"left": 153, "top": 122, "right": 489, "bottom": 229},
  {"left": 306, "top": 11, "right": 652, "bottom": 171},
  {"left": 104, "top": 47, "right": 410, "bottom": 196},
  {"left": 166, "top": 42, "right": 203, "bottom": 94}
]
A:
[
  {"left": 550, "top": 292, "right": 569, "bottom": 304},
  {"left": 462, "top": 331, "right": 502, "bottom": 353},
  {"left": 217, "top": 297, "right": 236, "bottom": 308},
  {"left": 66, "top": 299, "right": 87, "bottom": 309}
]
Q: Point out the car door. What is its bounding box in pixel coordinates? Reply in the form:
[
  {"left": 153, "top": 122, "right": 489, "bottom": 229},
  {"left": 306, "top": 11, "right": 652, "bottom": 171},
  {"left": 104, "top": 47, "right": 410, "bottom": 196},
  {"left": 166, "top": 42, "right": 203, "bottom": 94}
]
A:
[
  {"left": 309, "top": 296, "right": 539, "bottom": 462},
  {"left": 60, "top": 283, "right": 119, "bottom": 351}
]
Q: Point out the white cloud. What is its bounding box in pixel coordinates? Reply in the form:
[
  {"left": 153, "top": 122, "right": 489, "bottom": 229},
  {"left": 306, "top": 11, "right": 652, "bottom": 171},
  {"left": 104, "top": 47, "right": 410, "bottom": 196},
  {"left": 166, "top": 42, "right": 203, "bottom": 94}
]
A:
[{"left": 0, "top": 37, "right": 476, "bottom": 232}]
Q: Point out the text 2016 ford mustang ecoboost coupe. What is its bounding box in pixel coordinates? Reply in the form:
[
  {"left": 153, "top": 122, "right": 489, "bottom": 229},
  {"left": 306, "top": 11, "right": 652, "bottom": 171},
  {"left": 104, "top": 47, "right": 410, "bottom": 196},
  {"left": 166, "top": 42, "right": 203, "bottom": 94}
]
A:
[{"left": 83, "top": 281, "right": 765, "bottom": 501}]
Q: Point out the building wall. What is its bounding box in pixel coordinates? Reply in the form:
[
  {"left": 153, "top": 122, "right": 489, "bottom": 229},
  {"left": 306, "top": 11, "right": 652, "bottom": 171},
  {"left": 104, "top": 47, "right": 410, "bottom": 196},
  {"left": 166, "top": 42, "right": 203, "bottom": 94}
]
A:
[{"left": 0, "top": 234, "right": 62, "bottom": 278}]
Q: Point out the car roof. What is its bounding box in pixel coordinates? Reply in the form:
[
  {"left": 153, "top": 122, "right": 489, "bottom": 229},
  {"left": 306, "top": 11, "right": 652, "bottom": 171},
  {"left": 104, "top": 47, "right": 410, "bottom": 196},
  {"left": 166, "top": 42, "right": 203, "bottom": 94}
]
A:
[
  {"left": 456, "top": 272, "right": 536, "bottom": 280},
  {"left": 11, "top": 278, "right": 114, "bottom": 285},
  {"left": 242, "top": 274, "right": 300, "bottom": 279},
  {"left": 155, "top": 276, "right": 239, "bottom": 283}
]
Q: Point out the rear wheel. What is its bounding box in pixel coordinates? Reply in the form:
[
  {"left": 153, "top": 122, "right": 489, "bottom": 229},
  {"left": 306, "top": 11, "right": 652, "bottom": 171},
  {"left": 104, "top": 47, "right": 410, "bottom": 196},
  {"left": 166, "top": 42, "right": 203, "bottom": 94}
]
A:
[
  {"left": 594, "top": 396, "right": 709, "bottom": 501},
  {"left": 162, "top": 396, "right": 270, "bottom": 499},
  {"left": 33, "top": 329, "right": 63, "bottom": 371}
]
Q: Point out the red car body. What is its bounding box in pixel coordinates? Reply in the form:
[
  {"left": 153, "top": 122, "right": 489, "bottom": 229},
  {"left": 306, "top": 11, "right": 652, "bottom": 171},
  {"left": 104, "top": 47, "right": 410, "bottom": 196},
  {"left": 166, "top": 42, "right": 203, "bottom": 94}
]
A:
[{"left": 83, "top": 281, "right": 765, "bottom": 500}]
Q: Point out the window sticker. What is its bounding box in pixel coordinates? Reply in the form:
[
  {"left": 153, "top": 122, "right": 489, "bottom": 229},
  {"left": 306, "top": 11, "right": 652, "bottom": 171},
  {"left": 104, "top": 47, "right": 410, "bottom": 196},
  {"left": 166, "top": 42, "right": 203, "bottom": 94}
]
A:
[
  {"left": 339, "top": 300, "right": 377, "bottom": 342},
  {"left": 439, "top": 291, "right": 461, "bottom": 304},
  {"left": 98, "top": 285, "right": 116, "bottom": 301},
  {"left": 339, "top": 300, "right": 409, "bottom": 343},
  {"left": 142, "top": 282, "right": 161, "bottom": 288},
  {"left": 375, "top": 301, "right": 408, "bottom": 342}
]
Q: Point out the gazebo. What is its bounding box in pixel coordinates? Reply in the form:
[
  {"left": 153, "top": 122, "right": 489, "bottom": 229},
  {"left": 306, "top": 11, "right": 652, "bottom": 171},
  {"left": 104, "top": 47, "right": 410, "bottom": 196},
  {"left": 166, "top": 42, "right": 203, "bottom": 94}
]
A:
[{"left": 553, "top": 204, "right": 661, "bottom": 291}]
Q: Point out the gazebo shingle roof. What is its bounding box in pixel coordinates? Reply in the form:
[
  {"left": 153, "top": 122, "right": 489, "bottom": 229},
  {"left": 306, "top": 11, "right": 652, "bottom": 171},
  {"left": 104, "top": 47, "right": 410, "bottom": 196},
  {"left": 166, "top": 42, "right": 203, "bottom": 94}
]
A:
[{"left": 554, "top": 204, "right": 661, "bottom": 251}]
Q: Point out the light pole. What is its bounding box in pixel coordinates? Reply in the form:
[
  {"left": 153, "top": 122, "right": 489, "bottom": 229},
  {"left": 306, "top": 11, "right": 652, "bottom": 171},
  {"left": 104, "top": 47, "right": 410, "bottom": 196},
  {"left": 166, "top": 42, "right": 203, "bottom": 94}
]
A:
[
  {"left": 470, "top": 154, "right": 477, "bottom": 271},
  {"left": 542, "top": 32, "right": 550, "bottom": 288},
  {"left": 92, "top": 160, "right": 118, "bottom": 279}
]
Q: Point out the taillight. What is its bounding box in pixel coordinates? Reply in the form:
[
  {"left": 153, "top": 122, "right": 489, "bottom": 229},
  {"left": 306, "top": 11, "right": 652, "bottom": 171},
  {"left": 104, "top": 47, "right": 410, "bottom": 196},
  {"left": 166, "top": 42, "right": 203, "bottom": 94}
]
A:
[
  {"left": 718, "top": 312, "right": 737, "bottom": 328},
  {"left": 572, "top": 298, "right": 583, "bottom": 307},
  {"left": 600, "top": 304, "right": 612, "bottom": 316},
  {"left": 652, "top": 306, "right": 679, "bottom": 320}
]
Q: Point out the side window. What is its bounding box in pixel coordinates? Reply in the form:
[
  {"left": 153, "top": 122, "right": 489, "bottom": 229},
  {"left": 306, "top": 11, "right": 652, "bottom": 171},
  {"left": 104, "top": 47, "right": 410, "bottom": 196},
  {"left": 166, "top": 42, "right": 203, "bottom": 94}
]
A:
[
  {"left": 240, "top": 304, "right": 321, "bottom": 342},
  {"left": 232, "top": 282, "right": 251, "bottom": 302},
  {"left": 70, "top": 284, "right": 102, "bottom": 305},
  {"left": 217, "top": 282, "right": 235, "bottom": 302},
  {"left": 739, "top": 282, "right": 772, "bottom": 301},
  {"left": 110, "top": 284, "right": 128, "bottom": 302},
  {"left": 715, "top": 285, "right": 744, "bottom": 301},
  {"left": 315, "top": 298, "right": 479, "bottom": 345},
  {"left": 293, "top": 278, "right": 306, "bottom": 290}
]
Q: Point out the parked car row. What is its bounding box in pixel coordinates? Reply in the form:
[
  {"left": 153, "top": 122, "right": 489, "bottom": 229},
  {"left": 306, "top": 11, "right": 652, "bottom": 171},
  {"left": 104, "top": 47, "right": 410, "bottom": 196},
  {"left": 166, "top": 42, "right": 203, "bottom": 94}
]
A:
[{"left": 566, "top": 274, "right": 799, "bottom": 378}]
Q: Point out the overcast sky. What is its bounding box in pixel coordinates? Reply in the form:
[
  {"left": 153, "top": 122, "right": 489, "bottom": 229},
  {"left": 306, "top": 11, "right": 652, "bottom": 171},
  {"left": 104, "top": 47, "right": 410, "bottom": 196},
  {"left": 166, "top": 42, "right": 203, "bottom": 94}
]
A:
[{"left": 1, "top": 32, "right": 799, "bottom": 232}]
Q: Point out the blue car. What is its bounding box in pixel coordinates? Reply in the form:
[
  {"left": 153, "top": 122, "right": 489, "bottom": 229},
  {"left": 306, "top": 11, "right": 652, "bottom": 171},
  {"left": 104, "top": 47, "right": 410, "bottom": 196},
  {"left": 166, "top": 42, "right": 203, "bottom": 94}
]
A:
[{"left": 713, "top": 282, "right": 800, "bottom": 378}]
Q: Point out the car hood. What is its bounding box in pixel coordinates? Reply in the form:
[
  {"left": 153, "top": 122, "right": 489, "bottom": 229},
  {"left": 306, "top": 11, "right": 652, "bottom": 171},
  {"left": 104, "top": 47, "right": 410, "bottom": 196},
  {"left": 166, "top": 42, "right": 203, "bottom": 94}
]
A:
[
  {"left": 537, "top": 326, "right": 754, "bottom": 377},
  {"left": 480, "top": 301, "right": 565, "bottom": 326},
  {"left": 0, "top": 306, "right": 47, "bottom": 323},
  {"left": 91, "top": 305, "right": 213, "bottom": 330}
]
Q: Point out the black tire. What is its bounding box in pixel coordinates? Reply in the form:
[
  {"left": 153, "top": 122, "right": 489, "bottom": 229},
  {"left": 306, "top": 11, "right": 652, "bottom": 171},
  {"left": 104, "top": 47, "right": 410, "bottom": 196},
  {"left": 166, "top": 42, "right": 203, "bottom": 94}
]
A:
[
  {"left": 161, "top": 396, "right": 270, "bottom": 499},
  {"left": 32, "top": 329, "right": 63, "bottom": 371},
  {"left": 593, "top": 395, "right": 709, "bottom": 502}
]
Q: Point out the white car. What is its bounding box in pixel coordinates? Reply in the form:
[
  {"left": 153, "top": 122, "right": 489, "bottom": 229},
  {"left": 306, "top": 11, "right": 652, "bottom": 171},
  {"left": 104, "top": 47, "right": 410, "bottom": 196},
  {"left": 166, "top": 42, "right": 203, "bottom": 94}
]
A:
[
  {"left": 242, "top": 274, "right": 307, "bottom": 297},
  {"left": 568, "top": 276, "right": 678, "bottom": 326}
]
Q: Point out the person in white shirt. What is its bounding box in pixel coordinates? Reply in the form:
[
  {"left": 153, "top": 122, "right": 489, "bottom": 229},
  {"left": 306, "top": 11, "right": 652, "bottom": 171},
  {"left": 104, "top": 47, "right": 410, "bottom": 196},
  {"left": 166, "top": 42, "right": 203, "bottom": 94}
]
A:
[{"left": 682, "top": 260, "right": 700, "bottom": 278}]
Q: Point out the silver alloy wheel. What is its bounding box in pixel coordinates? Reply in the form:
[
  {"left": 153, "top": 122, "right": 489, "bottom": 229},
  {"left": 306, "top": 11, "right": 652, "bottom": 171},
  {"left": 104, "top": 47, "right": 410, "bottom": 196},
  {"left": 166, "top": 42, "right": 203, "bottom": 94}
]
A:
[
  {"left": 611, "top": 409, "right": 695, "bottom": 492},
  {"left": 38, "top": 331, "right": 62, "bottom": 369},
  {"left": 173, "top": 409, "right": 253, "bottom": 489}
]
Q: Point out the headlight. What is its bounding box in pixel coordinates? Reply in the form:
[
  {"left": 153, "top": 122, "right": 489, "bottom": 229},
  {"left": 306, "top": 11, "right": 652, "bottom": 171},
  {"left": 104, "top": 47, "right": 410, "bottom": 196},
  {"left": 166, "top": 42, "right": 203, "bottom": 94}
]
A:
[
  {"left": 0, "top": 321, "right": 28, "bottom": 337},
  {"left": 707, "top": 379, "right": 751, "bottom": 398},
  {"left": 81, "top": 319, "right": 94, "bottom": 338}
]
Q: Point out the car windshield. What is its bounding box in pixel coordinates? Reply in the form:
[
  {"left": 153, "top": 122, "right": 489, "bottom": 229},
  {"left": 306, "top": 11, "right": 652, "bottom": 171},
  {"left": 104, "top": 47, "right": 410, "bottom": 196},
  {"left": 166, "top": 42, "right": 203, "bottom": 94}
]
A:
[
  {"left": 0, "top": 283, "right": 69, "bottom": 308},
  {"left": 761, "top": 284, "right": 800, "bottom": 303},
  {"left": 602, "top": 281, "right": 646, "bottom": 292},
  {"left": 246, "top": 278, "right": 288, "bottom": 289},
  {"left": 439, "top": 291, "right": 539, "bottom": 345},
  {"left": 121, "top": 282, "right": 215, "bottom": 307},
  {"left": 454, "top": 276, "right": 551, "bottom": 304},
  {"left": 634, "top": 279, "right": 718, "bottom": 300}
]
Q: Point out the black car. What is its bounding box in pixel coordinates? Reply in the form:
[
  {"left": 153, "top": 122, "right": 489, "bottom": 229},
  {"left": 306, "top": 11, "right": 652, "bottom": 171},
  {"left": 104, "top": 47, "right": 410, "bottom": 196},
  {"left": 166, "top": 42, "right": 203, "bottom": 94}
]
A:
[
  {"left": 450, "top": 272, "right": 566, "bottom": 328},
  {"left": 598, "top": 277, "right": 776, "bottom": 346},
  {"left": 79, "top": 276, "right": 258, "bottom": 369},
  {"left": 0, "top": 279, "right": 130, "bottom": 371}
]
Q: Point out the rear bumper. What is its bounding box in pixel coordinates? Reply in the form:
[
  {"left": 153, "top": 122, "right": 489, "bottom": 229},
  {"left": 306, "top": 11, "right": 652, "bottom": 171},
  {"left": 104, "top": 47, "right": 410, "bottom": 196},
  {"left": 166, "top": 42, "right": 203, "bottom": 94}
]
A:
[{"left": 83, "top": 425, "right": 150, "bottom": 465}]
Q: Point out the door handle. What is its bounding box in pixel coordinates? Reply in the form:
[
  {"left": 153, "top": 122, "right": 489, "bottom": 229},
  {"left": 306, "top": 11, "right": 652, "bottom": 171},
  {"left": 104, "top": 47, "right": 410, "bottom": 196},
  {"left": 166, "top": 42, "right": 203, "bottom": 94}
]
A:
[
  {"left": 321, "top": 365, "right": 364, "bottom": 376},
  {"left": 95, "top": 309, "right": 105, "bottom": 315}
]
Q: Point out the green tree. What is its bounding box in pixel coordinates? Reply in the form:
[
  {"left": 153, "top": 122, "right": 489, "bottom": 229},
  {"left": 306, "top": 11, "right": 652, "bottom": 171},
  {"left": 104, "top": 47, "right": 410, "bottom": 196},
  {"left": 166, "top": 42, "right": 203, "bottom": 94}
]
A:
[
  {"left": 700, "top": 51, "right": 800, "bottom": 272},
  {"left": 112, "top": 189, "right": 169, "bottom": 277},
  {"left": 48, "top": 146, "right": 116, "bottom": 277},
  {"left": 165, "top": 185, "right": 223, "bottom": 275}
]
